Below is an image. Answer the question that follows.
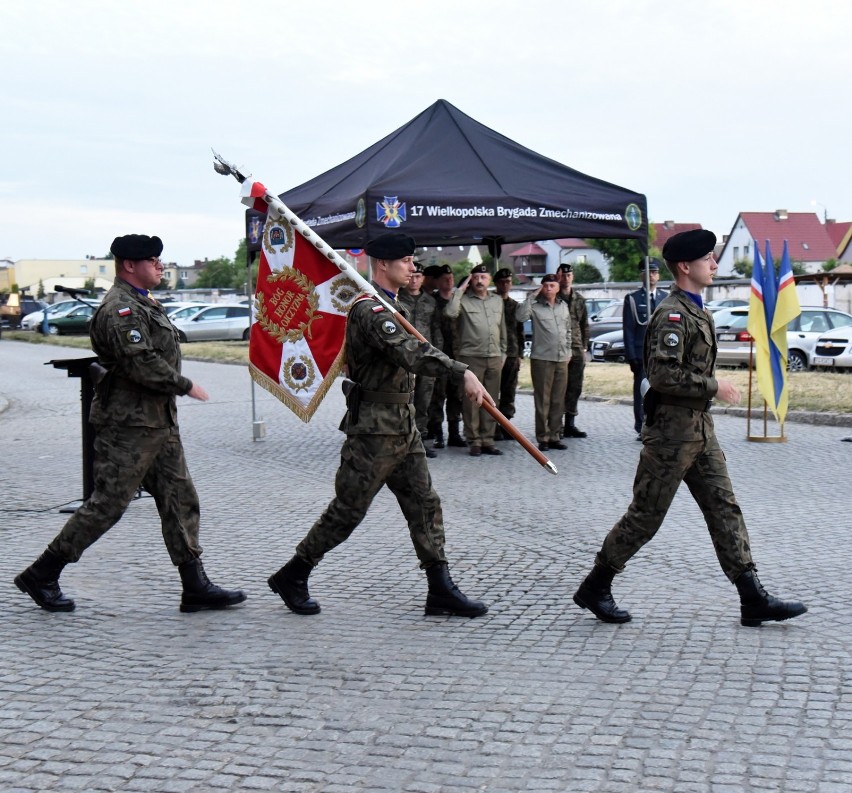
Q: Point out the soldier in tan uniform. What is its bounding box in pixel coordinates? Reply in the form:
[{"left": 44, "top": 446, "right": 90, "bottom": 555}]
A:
[
  {"left": 573, "top": 229, "right": 807, "bottom": 627},
  {"left": 15, "top": 234, "right": 246, "bottom": 614},
  {"left": 268, "top": 231, "right": 490, "bottom": 618}
]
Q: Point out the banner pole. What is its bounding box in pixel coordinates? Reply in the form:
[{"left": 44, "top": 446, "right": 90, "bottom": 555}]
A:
[{"left": 212, "top": 151, "right": 556, "bottom": 475}]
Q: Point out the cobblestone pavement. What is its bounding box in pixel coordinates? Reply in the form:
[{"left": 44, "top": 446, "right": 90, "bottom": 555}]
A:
[{"left": 1, "top": 340, "right": 850, "bottom": 792}]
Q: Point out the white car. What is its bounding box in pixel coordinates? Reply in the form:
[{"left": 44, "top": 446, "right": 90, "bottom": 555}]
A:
[
  {"left": 165, "top": 303, "right": 211, "bottom": 322},
  {"left": 715, "top": 306, "right": 852, "bottom": 371},
  {"left": 172, "top": 304, "right": 252, "bottom": 342},
  {"left": 812, "top": 325, "right": 852, "bottom": 371}
]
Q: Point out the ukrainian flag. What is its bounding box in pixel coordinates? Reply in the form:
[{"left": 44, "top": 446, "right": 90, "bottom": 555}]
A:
[
  {"left": 747, "top": 243, "right": 776, "bottom": 416},
  {"left": 770, "top": 240, "right": 802, "bottom": 423}
]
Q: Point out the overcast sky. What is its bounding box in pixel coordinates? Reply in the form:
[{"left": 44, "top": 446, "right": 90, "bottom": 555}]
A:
[{"left": 2, "top": 0, "right": 850, "bottom": 267}]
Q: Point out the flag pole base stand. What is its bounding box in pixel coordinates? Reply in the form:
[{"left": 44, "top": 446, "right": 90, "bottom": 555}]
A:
[{"left": 746, "top": 435, "right": 787, "bottom": 443}]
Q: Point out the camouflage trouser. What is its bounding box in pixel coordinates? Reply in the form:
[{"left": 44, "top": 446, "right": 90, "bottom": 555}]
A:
[
  {"left": 49, "top": 424, "right": 202, "bottom": 566},
  {"left": 498, "top": 356, "right": 520, "bottom": 419},
  {"left": 530, "top": 358, "right": 568, "bottom": 443},
  {"left": 412, "top": 374, "right": 435, "bottom": 435},
  {"left": 596, "top": 428, "right": 755, "bottom": 582},
  {"left": 296, "top": 431, "right": 446, "bottom": 568},
  {"left": 564, "top": 350, "right": 586, "bottom": 417},
  {"left": 428, "top": 370, "right": 462, "bottom": 427}
]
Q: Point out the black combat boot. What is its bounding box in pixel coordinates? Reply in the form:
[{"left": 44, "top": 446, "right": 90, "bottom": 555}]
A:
[
  {"left": 178, "top": 558, "right": 247, "bottom": 613},
  {"left": 424, "top": 563, "right": 488, "bottom": 617},
  {"left": 734, "top": 570, "right": 807, "bottom": 627},
  {"left": 563, "top": 415, "right": 587, "bottom": 438},
  {"left": 432, "top": 424, "right": 445, "bottom": 449},
  {"left": 14, "top": 549, "right": 75, "bottom": 612},
  {"left": 573, "top": 564, "right": 631, "bottom": 623},
  {"left": 447, "top": 420, "right": 468, "bottom": 448},
  {"left": 424, "top": 422, "right": 438, "bottom": 441},
  {"left": 268, "top": 555, "right": 321, "bottom": 614}
]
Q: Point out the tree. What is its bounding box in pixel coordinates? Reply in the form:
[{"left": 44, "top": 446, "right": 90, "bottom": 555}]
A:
[
  {"left": 195, "top": 256, "right": 241, "bottom": 289},
  {"left": 37, "top": 280, "right": 45, "bottom": 299},
  {"left": 571, "top": 262, "right": 603, "bottom": 284},
  {"left": 83, "top": 277, "right": 96, "bottom": 292},
  {"left": 823, "top": 258, "right": 839, "bottom": 272},
  {"left": 732, "top": 259, "right": 752, "bottom": 278},
  {"left": 586, "top": 238, "right": 646, "bottom": 282}
]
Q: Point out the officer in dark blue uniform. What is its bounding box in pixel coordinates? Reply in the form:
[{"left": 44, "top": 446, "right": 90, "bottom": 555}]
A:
[{"left": 623, "top": 260, "right": 667, "bottom": 439}]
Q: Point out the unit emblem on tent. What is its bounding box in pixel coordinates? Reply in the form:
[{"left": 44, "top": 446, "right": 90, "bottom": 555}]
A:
[{"left": 376, "top": 196, "right": 407, "bottom": 228}]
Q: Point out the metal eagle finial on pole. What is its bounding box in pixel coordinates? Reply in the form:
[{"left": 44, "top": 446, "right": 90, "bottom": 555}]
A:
[{"left": 211, "top": 149, "right": 557, "bottom": 474}]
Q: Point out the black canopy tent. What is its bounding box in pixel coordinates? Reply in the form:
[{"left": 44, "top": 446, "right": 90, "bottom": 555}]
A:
[{"left": 246, "top": 99, "right": 648, "bottom": 257}]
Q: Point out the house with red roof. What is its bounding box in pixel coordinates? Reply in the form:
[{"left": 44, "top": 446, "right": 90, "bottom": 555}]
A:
[
  {"left": 506, "top": 238, "right": 609, "bottom": 279},
  {"left": 716, "top": 210, "right": 838, "bottom": 276},
  {"left": 824, "top": 220, "right": 852, "bottom": 263}
]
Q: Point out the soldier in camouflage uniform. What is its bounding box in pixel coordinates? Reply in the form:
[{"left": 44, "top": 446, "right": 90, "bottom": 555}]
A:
[
  {"left": 556, "top": 263, "right": 589, "bottom": 438},
  {"left": 15, "top": 234, "right": 246, "bottom": 614},
  {"left": 398, "top": 262, "right": 443, "bottom": 458},
  {"left": 573, "top": 229, "right": 807, "bottom": 628},
  {"left": 493, "top": 267, "right": 525, "bottom": 439},
  {"left": 268, "top": 231, "right": 490, "bottom": 618}
]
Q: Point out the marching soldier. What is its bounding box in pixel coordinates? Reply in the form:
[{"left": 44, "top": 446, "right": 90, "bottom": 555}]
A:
[
  {"left": 268, "top": 231, "right": 490, "bottom": 618},
  {"left": 15, "top": 234, "right": 246, "bottom": 614},
  {"left": 573, "top": 229, "right": 807, "bottom": 627}
]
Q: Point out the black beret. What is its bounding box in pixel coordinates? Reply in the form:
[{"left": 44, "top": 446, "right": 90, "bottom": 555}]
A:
[
  {"left": 423, "top": 265, "right": 442, "bottom": 277},
  {"left": 437, "top": 264, "right": 453, "bottom": 275},
  {"left": 110, "top": 234, "right": 163, "bottom": 260},
  {"left": 662, "top": 229, "right": 716, "bottom": 263},
  {"left": 365, "top": 231, "right": 416, "bottom": 260},
  {"left": 469, "top": 264, "right": 489, "bottom": 275},
  {"left": 557, "top": 263, "right": 573, "bottom": 273},
  {"left": 541, "top": 274, "right": 559, "bottom": 284},
  {"left": 494, "top": 268, "right": 513, "bottom": 280},
  {"left": 412, "top": 262, "right": 424, "bottom": 273}
]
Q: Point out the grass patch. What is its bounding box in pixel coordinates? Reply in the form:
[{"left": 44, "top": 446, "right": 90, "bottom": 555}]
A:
[{"left": 5, "top": 331, "right": 850, "bottom": 414}]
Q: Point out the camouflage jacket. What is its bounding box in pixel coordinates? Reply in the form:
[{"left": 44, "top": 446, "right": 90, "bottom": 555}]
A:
[
  {"left": 501, "top": 295, "right": 525, "bottom": 359},
  {"left": 557, "top": 288, "right": 589, "bottom": 351},
  {"left": 433, "top": 291, "right": 456, "bottom": 356},
  {"left": 644, "top": 287, "right": 719, "bottom": 440},
  {"left": 397, "top": 289, "right": 443, "bottom": 349},
  {"left": 341, "top": 285, "right": 468, "bottom": 436},
  {"left": 89, "top": 278, "right": 193, "bottom": 427}
]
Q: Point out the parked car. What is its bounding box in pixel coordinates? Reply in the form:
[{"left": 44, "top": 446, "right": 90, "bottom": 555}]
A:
[
  {"left": 585, "top": 297, "right": 620, "bottom": 318},
  {"left": 38, "top": 302, "right": 97, "bottom": 335},
  {"left": 587, "top": 301, "right": 623, "bottom": 343},
  {"left": 166, "top": 303, "right": 211, "bottom": 322},
  {"left": 1, "top": 296, "right": 45, "bottom": 328},
  {"left": 812, "top": 325, "right": 852, "bottom": 371},
  {"left": 706, "top": 298, "right": 748, "bottom": 312},
  {"left": 163, "top": 301, "right": 210, "bottom": 318},
  {"left": 715, "top": 306, "right": 852, "bottom": 370},
  {"left": 590, "top": 328, "right": 628, "bottom": 363},
  {"left": 172, "top": 304, "right": 252, "bottom": 342},
  {"left": 21, "top": 299, "right": 97, "bottom": 331}
]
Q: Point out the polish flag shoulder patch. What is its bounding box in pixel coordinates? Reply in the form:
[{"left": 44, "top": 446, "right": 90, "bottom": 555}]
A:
[
  {"left": 667, "top": 312, "right": 682, "bottom": 322},
  {"left": 371, "top": 304, "right": 386, "bottom": 313},
  {"left": 117, "top": 307, "right": 132, "bottom": 316}
]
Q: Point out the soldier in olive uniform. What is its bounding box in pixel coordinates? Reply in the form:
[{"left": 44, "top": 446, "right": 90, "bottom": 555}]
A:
[
  {"left": 268, "top": 231, "right": 490, "bottom": 618},
  {"left": 398, "top": 262, "right": 443, "bottom": 458},
  {"left": 556, "top": 263, "right": 589, "bottom": 438},
  {"left": 15, "top": 234, "right": 246, "bottom": 614},
  {"left": 574, "top": 229, "right": 807, "bottom": 628},
  {"left": 493, "top": 267, "right": 525, "bottom": 439}
]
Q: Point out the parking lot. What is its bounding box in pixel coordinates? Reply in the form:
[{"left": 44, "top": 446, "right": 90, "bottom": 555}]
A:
[{"left": 2, "top": 339, "right": 851, "bottom": 792}]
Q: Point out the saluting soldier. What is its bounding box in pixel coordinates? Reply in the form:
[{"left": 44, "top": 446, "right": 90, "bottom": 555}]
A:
[
  {"left": 556, "top": 263, "right": 589, "bottom": 438},
  {"left": 573, "top": 229, "right": 807, "bottom": 627},
  {"left": 493, "top": 267, "right": 525, "bottom": 439},
  {"left": 268, "top": 231, "right": 490, "bottom": 618},
  {"left": 15, "top": 234, "right": 246, "bottom": 614}
]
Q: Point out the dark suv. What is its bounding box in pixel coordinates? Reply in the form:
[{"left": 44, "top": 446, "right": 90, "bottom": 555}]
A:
[{"left": 1, "top": 297, "right": 45, "bottom": 329}]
